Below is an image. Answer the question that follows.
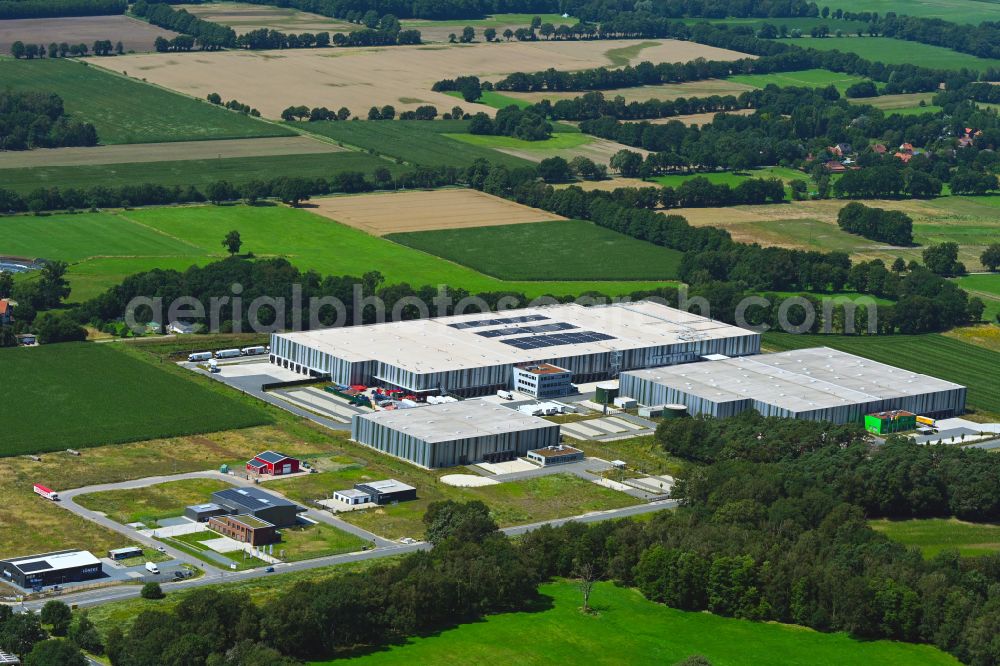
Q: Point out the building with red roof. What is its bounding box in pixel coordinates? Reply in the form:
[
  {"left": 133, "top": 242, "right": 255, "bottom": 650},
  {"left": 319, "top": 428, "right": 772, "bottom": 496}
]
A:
[{"left": 246, "top": 450, "right": 300, "bottom": 476}]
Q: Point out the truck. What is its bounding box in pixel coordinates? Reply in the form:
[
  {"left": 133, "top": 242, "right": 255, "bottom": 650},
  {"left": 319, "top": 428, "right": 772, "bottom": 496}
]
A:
[
  {"left": 214, "top": 349, "right": 241, "bottom": 359},
  {"left": 145, "top": 562, "right": 160, "bottom": 574},
  {"left": 241, "top": 346, "right": 267, "bottom": 356},
  {"left": 497, "top": 390, "right": 514, "bottom": 400},
  {"left": 33, "top": 483, "right": 59, "bottom": 501},
  {"left": 187, "top": 352, "right": 213, "bottom": 362},
  {"left": 208, "top": 359, "right": 220, "bottom": 373}
]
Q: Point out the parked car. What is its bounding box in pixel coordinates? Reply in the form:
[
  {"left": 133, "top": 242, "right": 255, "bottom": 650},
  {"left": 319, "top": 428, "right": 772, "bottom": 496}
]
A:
[{"left": 265, "top": 566, "right": 275, "bottom": 573}]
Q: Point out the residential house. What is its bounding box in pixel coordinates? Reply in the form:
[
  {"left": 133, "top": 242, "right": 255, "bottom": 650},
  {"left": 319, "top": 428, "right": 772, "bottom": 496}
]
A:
[{"left": 0, "top": 299, "right": 12, "bottom": 326}]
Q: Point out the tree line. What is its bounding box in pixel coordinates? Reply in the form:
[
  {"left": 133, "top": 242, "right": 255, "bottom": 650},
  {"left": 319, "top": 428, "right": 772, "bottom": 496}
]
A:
[
  {"left": 10, "top": 40, "right": 123, "bottom": 58},
  {"left": 132, "top": 0, "right": 236, "bottom": 49},
  {"left": 233, "top": 0, "right": 558, "bottom": 21},
  {"left": 0, "top": 0, "right": 124, "bottom": 20},
  {"left": 837, "top": 202, "right": 914, "bottom": 246},
  {"left": 0, "top": 90, "right": 97, "bottom": 150}
]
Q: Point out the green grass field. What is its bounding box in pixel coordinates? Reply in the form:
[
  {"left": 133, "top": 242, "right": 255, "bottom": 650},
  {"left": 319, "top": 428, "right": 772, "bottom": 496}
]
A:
[
  {"left": 75, "top": 478, "right": 231, "bottom": 525},
  {"left": 650, "top": 166, "right": 804, "bottom": 192},
  {"left": 0, "top": 343, "right": 272, "bottom": 456},
  {"left": 729, "top": 68, "right": 870, "bottom": 93},
  {"left": 871, "top": 518, "right": 1000, "bottom": 558},
  {"left": 321, "top": 581, "right": 958, "bottom": 665},
  {"left": 762, "top": 332, "right": 1000, "bottom": 417},
  {"left": 444, "top": 131, "right": 592, "bottom": 151},
  {"left": 0, "top": 152, "right": 403, "bottom": 196},
  {"left": 295, "top": 120, "right": 535, "bottom": 169},
  {"left": 166, "top": 530, "right": 268, "bottom": 570},
  {"left": 681, "top": 16, "right": 868, "bottom": 31},
  {"left": 445, "top": 90, "right": 533, "bottom": 109},
  {"left": 3, "top": 205, "right": 670, "bottom": 302},
  {"left": 804, "top": 36, "right": 1000, "bottom": 71},
  {"left": 828, "top": 0, "right": 1000, "bottom": 24},
  {"left": 0, "top": 58, "right": 291, "bottom": 144},
  {"left": 955, "top": 273, "right": 1000, "bottom": 321},
  {"left": 387, "top": 220, "right": 683, "bottom": 281}
]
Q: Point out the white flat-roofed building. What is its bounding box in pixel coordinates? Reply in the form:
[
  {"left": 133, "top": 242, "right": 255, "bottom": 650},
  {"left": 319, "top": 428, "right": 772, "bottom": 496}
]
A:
[
  {"left": 271, "top": 302, "right": 760, "bottom": 397},
  {"left": 351, "top": 399, "right": 561, "bottom": 468},
  {"left": 620, "top": 347, "right": 966, "bottom": 424}
]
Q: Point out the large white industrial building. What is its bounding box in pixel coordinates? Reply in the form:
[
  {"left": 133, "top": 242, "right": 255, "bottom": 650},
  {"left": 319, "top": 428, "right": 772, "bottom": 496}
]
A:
[
  {"left": 351, "top": 399, "right": 561, "bottom": 468},
  {"left": 271, "top": 302, "right": 760, "bottom": 397},
  {"left": 619, "top": 347, "right": 967, "bottom": 424}
]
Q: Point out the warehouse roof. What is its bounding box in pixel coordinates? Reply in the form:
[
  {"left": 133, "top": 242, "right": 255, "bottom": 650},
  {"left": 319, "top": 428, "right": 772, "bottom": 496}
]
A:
[
  {"left": 275, "top": 302, "right": 756, "bottom": 374},
  {"left": 353, "top": 399, "right": 559, "bottom": 443},
  {"left": 622, "top": 347, "right": 965, "bottom": 414},
  {"left": 1, "top": 550, "right": 100, "bottom": 573},
  {"left": 358, "top": 479, "right": 415, "bottom": 493}
]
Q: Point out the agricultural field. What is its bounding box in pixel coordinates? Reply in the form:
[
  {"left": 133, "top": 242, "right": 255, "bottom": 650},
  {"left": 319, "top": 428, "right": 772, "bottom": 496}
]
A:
[
  {"left": 75, "top": 478, "right": 231, "bottom": 525},
  {"left": 0, "top": 136, "right": 343, "bottom": 169},
  {"left": 0, "top": 151, "right": 399, "bottom": 196},
  {"left": 445, "top": 90, "right": 533, "bottom": 109},
  {"left": 309, "top": 189, "right": 565, "bottom": 235},
  {"left": 851, "top": 92, "right": 941, "bottom": 116},
  {"left": 0, "top": 15, "right": 178, "bottom": 53},
  {"left": 299, "top": 120, "right": 535, "bottom": 170},
  {"left": 449, "top": 126, "right": 646, "bottom": 166},
  {"left": 805, "top": 36, "right": 1000, "bottom": 71},
  {"left": 501, "top": 78, "right": 757, "bottom": 104},
  {"left": 762, "top": 332, "right": 1000, "bottom": 418},
  {"left": 387, "top": 219, "right": 683, "bottom": 281},
  {"left": 3, "top": 204, "right": 668, "bottom": 301},
  {"left": 728, "top": 68, "right": 870, "bottom": 93},
  {"left": 402, "top": 13, "right": 572, "bottom": 43},
  {"left": 95, "top": 39, "right": 751, "bottom": 118},
  {"left": 650, "top": 166, "right": 804, "bottom": 190},
  {"left": 674, "top": 196, "right": 1000, "bottom": 270},
  {"left": 0, "top": 58, "right": 291, "bottom": 144},
  {"left": 680, "top": 16, "right": 868, "bottom": 32},
  {"left": 830, "top": 0, "right": 1000, "bottom": 24},
  {"left": 320, "top": 580, "right": 959, "bottom": 665},
  {"left": 944, "top": 324, "right": 1000, "bottom": 353},
  {"left": 954, "top": 273, "right": 1000, "bottom": 321},
  {"left": 0, "top": 343, "right": 272, "bottom": 456},
  {"left": 871, "top": 518, "right": 1000, "bottom": 558},
  {"left": 649, "top": 108, "right": 755, "bottom": 126},
  {"left": 177, "top": 1, "right": 357, "bottom": 35}
]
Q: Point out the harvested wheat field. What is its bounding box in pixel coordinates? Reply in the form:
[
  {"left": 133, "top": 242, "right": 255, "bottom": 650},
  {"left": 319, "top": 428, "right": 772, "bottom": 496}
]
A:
[
  {"left": 0, "top": 15, "right": 178, "bottom": 53},
  {"left": 502, "top": 78, "right": 757, "bottom": 104},
  {"left": 309, "top": 189, "right": 565, "bottom": 235},
  {"left": 497, "top": 136, "right": 649, "bottom": 166},
  {"left": 97, "top": 40, "right": 750, "bottom": 118},
  {"left": 648, "top": 108, "right": 755, "bottom": 126},
  {"left": 554, "top": 177, "right": 652, "bottom": 191},
  {"left": 177, "top": 2, "right": 356, "bottom": 35},
  {"left": 0, "top": 136, "right": 343, "bottom": 168}
]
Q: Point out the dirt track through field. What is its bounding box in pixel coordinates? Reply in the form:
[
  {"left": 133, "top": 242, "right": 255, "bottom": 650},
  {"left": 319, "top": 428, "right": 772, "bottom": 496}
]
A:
[
  {"left": 308, "top": 189, "right": 565, "bottom": 235},
  {"left": 0, "top": 136, "right": 343, "bottom": 168},
  {"left": 97, "top": 40, "right": 750, "bottom": 118},
  {"left": 0, "top": 15, "right": 178, "bottom": 53}
]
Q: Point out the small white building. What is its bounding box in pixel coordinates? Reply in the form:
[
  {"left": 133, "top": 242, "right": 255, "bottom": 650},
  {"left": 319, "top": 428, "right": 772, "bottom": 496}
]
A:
[
  {"left": 512, "top": 362, "right": 573, "bottom": 399},
  {"left": 333, "top": 489, "right": 371, "bottom": 506},
  {"left": 527, "top": 444, "right": 584, "bottom": 466}
]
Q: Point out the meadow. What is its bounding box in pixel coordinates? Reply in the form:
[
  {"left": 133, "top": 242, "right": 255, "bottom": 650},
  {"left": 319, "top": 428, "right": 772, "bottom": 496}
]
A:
[
  {"left": 0, "top": 151, "right": 399, "bottom": 195},
  {"left": 762, "top": 333, "right": 1000, "bottom": 417},
  {"left": 650, "top": 166, "right": 804, "bottom": 191},
  {"left": 387, "top": 219, "right": 684, "bottom": 281},
  {"left": 828, "top": 0, "right": 1000, "bottom": 24},
  {"left": 0, "top": 343, "right": 272, "bottom": 455},
  {"left": 954, "top": 273, "right": 1000, "bottom": 321},
  {"left": 3, "top": 205, "right": 670, "bottom": 301},
  {"left": 299, "top": 120, "right": 535, "bottom": 170},
  {"left": 75, "top": 478, "right": 231, "bottom": 525},
  {"left": 0, "top": 58, "right": 290, "bottom": 144},
  {"left": 871, "top": 518, "right": 1000, "bottom": 558},
  {"left": 445, "top": 89, "right": 533, "bottom": 109},
  {"left": 728, "top": 68, "right": 870, "bottom": 93},
  {"left": 444, "top": 129, "right": 591, "bottom": 151},
  {"left": 322, "top": 581, "right": 959, "bottom": 665},
  {"left": 804, "top": 37, "right": 1000, "bottom": 72}
]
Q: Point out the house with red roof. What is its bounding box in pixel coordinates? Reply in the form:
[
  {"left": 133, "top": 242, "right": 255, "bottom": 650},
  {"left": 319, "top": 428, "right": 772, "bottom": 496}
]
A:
[
  {"left": 0, "top": 299, "right": 12, "bottom": 326},
  {"left": 246, "top": 450, "right": 300, "bottom": 476}
]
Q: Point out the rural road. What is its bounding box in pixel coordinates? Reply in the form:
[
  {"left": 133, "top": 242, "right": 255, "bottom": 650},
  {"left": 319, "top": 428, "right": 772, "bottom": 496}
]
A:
[{"left": 13, "top": 499, "right": 677, "bottom": 614}]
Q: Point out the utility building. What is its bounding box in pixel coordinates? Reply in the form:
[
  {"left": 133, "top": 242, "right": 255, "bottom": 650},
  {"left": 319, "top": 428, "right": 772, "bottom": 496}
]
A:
[
  {"left": 620, "top": 347, "right": 966, "bottom": 424},
  {"left": 351, "top": 399, "right": 561, "bottom": 468},
  {"left": 270, "top": 302, "right": 759, "bottom": 397}
]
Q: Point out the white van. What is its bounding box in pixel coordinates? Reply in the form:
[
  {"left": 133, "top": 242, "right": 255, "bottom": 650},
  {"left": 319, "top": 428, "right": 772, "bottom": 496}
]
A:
[
  {"left": 145, "top": 562, "right": 160, "bottom": 574},
  {"left": 497, "top": 390, "right": 514, "bottom": 400},
  {"left": 188, "top": 352, "right": 213, "bottom": 362}
]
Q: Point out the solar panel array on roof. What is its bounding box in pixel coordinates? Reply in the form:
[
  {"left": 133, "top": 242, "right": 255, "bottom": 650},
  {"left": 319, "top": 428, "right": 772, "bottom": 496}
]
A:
[
  {"left": 475, "top": 322, "right": 578, "bottom": 338},
  {"left": 501, "top": 331, "right": 616, "bottom": 350},
  {"left": 448, "top": 314, "right": 549, "bottom": 330},
  {"left": 18, "top": 560, "right": 51, "bottom": 573}
]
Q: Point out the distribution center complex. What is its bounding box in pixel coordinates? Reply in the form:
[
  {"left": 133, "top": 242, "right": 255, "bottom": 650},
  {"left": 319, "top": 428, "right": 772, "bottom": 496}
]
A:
[
  {"left": 619, "top": 347, "right": 966, "bottom": 424},
  {"left": 351, "top": 399, "right": 561, "bottom": 468},
  {"left": 270, "top": 302, "right": 760, "bottom": 397}
]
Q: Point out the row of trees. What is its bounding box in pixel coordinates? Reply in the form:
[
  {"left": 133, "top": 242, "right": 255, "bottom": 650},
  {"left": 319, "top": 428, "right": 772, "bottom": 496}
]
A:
[
  {"left": 10, "top": 40, "right": 122, "bottom": 59},
  {"left": 233, "top": 0, "right": 557, "bottom": 21},
  {"left": 0, "top": 90, "right": 98, "bottom": 151},
  {"left": 280, "top": 104, "right": 350, "bottom": 121},
  {"left": 206, "top": 93, "right": 260, "bottom": 116},
  {"left": 837, "top": 202, "right": 914, "bottom": 245},
  {"left": 133, "top": 0, "right": 237, "bottom": 50}
]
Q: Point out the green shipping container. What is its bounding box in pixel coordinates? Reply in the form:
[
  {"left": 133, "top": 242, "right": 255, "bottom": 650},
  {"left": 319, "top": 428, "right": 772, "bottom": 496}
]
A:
[{"left": 864, "top": 411, "right": 917, "bottom": 435}]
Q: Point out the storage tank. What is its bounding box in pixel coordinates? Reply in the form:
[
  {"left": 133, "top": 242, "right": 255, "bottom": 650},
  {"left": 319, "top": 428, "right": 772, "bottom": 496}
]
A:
[
  {"left": 595, "top": 382, "right": 619, "bottom": 404},
  {"left": 662, "top": 404, "right": 688, "bottom": 419}
]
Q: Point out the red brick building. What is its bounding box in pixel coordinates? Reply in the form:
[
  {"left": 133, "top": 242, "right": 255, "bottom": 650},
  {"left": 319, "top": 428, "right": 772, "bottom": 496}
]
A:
[{"left": 246, "top": 450, "right": 300, "bottom": 476}]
